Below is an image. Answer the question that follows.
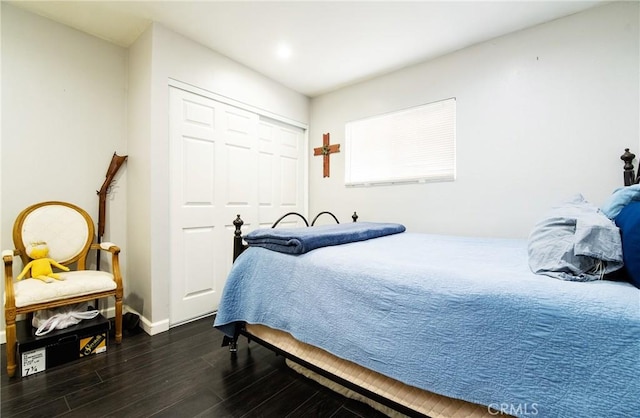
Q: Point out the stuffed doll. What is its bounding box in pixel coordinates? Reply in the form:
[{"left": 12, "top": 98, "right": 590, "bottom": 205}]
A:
[{"left": 17, "top": 242, "right": 69, "bottom": 283}]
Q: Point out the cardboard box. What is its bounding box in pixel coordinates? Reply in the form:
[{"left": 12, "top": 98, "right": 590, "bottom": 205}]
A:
[{"left": 16, "top": 314, "right": 109, "bottom": 377}]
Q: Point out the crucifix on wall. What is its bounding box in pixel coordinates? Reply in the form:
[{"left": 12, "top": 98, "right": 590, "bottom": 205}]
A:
[{"left": 313, "top": 133, "right": 340, "bottom": 178}]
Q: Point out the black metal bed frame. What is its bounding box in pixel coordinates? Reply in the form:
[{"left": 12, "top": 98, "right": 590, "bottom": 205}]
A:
[
  {"left": 219, "top": 149, "right": 638, "bottom": 418},
  {"left": 232, "top": 211, "right": 359, "bottom": 262}
]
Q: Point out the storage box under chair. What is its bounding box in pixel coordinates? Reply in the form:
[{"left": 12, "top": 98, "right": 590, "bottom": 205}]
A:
[{"left": 16, "top": 314, "right": 110, "bottom": 377}]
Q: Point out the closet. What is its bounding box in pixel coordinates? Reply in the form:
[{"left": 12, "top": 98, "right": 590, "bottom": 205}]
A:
[{"left": 168, "top": 86, "right": 306, "bottom": 325}]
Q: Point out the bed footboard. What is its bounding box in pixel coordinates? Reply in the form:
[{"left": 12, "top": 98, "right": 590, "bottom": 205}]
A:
[{"left": 232, "top": 211, "right": 358, "bottom": 262}]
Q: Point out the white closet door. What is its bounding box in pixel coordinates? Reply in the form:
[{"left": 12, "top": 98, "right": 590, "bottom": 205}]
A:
[
  {"left": 169, "top": 87, "right": 305, "bottom": 326},
  {"left": 169, "top": 87, "right": 258, "bottom": 326},
  {"left": 257, "top": 117, "right": 306, "bottom": 228}
]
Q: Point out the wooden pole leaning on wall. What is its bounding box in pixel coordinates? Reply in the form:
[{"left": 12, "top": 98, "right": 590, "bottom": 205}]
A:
[{"left": 96, "top": 152, "right": 128, "bottom": 271}]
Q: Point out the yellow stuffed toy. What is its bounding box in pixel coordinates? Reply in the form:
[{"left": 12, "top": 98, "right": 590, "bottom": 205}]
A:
[{"left": 17, "top": 242, "right": 69, "bottom": 283}]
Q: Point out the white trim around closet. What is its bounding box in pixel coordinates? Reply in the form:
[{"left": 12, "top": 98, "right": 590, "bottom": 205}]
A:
[{"left": 168, "top": 78, "right": 309, "bottom": 130}]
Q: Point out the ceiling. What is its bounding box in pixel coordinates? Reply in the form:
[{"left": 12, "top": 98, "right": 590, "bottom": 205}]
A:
[{"left": 8, "top": 0, "right": 607, "bottom": 97}]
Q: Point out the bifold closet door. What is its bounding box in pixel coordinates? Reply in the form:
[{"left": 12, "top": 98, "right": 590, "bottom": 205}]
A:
[
  {"left": 257, "top": 117, "right": 306, "bottom": 228},
  {"left": 168, "top": 87, "right": 305, "bottom": 325},
  {"left": 169, "top": 87, "right": 259, "bottom": 325}
]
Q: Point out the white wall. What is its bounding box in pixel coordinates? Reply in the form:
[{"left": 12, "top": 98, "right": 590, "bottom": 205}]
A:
[
  {"left": 3, "top": 1, "right": 637, "bottom": 339},
  {"left": 1, "top": 4, "right": 128, "bottom": 339},
  {"left": 0, "top": 5, "right": 309, "bottom": 339},
  {"left": 127, "top": 23, "right": 310, "bottom": 333},
  {"left": 125, "top": 23, "right": 153, "bottom": 331},
  {"left": 310, "top": 1, "right": 640, "bottom": 238}
]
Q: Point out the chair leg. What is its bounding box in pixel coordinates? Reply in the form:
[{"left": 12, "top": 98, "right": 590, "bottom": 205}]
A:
[
  {"left": 5, "top": 312, "right": 17, "bottom": 377},
  {"left": 114, "top": 296, "right": 123, "bottom": 344}
]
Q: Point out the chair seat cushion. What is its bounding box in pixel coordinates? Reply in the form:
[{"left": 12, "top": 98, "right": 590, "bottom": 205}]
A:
[{"left": 14, "top": 271, "right": 117, "bottom": 308}]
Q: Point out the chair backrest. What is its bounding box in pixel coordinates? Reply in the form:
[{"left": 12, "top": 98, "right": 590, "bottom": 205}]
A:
[{"left": 13, "top": 201, "right": 95, "bottom": 271}]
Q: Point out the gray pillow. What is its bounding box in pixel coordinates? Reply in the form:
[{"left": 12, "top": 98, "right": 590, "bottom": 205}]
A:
[{"left": 528, "top": 194, "right": 623, "bottom": 282}]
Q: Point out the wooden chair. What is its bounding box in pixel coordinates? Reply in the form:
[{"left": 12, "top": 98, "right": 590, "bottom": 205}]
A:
[{"left": 3, "top": 201, "right": 123, "bottom": 377}]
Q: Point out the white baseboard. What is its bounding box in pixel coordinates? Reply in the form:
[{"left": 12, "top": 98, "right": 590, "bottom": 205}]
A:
[{"left": 125, "top": 307, "right": 169, "bottom": 336}]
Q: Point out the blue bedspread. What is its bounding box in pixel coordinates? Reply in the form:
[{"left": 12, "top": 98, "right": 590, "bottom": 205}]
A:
[
  {"left": 214, "top": 233, "right": 640, "bottom": 417},
  {"left": 243, "top": 221, "right": 405, "bottom": 254}
]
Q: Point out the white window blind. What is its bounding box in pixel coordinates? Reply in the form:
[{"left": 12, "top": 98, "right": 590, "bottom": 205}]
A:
[{"left": 345, "top": 98, "right": 456, "bottom": 186}]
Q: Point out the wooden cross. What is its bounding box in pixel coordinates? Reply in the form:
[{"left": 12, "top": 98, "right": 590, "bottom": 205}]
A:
[{"left": 313, "top": 133, "right": 340, "bottom": 178}]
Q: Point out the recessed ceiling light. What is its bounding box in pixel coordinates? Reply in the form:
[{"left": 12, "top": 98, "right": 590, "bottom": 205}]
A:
[{"left": 276, "top": 43, "right": 292, "bottom": 60}]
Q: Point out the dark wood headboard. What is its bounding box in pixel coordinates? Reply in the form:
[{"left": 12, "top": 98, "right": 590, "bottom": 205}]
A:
[{"left": 621, "top": 148, "right": 640, "bottom": 186}]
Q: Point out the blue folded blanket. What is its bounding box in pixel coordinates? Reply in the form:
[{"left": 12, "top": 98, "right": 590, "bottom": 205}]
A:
[{"left": 244, "top": 222, "right": 406, "bottom": 254}]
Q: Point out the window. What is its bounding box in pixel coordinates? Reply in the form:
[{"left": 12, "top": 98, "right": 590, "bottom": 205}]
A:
[{"left": 345, "top": 98, "right": 456, "bottom": 186}]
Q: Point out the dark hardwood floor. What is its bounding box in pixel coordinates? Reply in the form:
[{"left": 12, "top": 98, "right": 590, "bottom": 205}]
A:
[{"left": 1, "top": 316, "right": 389, "bottom": 418}]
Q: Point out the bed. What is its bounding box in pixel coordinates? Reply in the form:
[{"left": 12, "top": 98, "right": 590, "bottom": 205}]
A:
[{"left": 213, "top": 150, "right": 640, "bottom": 418}]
